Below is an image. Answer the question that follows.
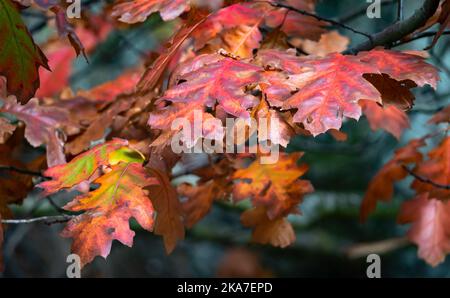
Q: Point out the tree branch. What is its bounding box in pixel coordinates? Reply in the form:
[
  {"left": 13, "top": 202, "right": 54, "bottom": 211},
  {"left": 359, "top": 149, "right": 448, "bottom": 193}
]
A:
[
  {"left": 1, "top": 214, "right": 75, "bottom": 225},
  {"left": 269, "top": 1, "right": 373, "bottom": 40},
  {"left": 345, "top": 0, "right": 440, "bottom": 54},
  {"left": 402, "top": 165, "right": 450, "bottom": 190},
  {"left": 393, "top": 31, "right": 450, "bottom": 47}
]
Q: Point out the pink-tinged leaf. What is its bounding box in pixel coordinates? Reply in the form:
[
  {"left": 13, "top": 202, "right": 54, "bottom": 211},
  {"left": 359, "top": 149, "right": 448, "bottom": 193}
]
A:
[
  {"left": 62, "top": 162, "right": 157, "bottom": 267},
  {"left": 160, "top": 56, "right": 261, "bottom": 118},
  {"left": 357, "top": 49, "right": 440, "bottom": 89},
  {"left": 264, "top": 51, "right": 382, "bottom": 136},
  {"left": 112, "top": 0, "right": 190, "bottom": 23},
  {"left": 399, "top": 193, "right": 450, "bottom": 267},
  {"left": 0, "top": 96, "right": 69, "bottom": 166},
  {"left": 360, "top": 100, "right": 410, "bottom": 139}
]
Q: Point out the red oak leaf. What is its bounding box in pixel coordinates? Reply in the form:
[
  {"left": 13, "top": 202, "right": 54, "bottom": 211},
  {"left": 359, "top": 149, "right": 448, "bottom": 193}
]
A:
[
  {"left": 159, "top": 55, "right": 261, "bottom": 118},
  {"left": 62, "top": 162, "right": 158, "bottom": 267},
  {"left": 263, "top": 51, "right": 382, "bottom": 135},
  {"left": 357, "top": 49, "right": 439, "bottom": 89},
  {"left": 398, "top": 193, "right": 450, "bottom": 267}
]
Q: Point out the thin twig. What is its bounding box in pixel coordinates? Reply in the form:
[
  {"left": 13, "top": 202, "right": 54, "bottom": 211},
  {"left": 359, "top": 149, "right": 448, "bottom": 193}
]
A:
[
  {"left": 393, "top": 31, "right": 450, "bottom": 47},
  {"left": 269, "top": 2, "right": 373, "bottom": 41},
  {"left": 1, "top": 214, "right": 75, "bottom": 225},
  {"left": 402, "top": 165, "right": 450, "bottom": 190}
]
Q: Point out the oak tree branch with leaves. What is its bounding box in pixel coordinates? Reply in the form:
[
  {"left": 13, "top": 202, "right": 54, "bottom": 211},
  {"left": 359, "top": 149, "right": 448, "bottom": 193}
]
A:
[{"left": 0, "top": 0, "right": 449, "bottom": 273}]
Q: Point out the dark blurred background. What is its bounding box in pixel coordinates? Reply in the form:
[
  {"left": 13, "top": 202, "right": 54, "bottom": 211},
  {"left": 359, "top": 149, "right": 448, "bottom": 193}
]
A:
[{"left": 1, "top": 0, "right": 450, "bottom": 277}]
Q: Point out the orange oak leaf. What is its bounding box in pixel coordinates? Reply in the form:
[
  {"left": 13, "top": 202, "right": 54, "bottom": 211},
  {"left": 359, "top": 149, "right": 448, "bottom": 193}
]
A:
[
  {"left": 360, "top": 138, "right": 426, "bottom": 222},
  {"left": 241, "top": 206, "right": 296, "bottom": 248},
  {"left": 160, "top": 56, "right": 261, "bottom": 118},
  {"left": 0, "top": 0, "right": 50, "bottom": 103},
  {"left": 211, "top": 24, "right": 263, "bottom": 58},
  {"left": 62, "top": 162, "right": 158, "bottom": 267},
  {"left": 37, "top": 139, "right": 130, "bottom": 195},
  {"left": 112, "top": 0, "right": 191, "bottom": 23},
  {"left": 0, "top": 96, "right": 69, "bottom": 166},
  {"left": 233, "top": 152, "right": 313, "bottom": 220},
  {"left": 253, "top": 98, "right": 294, "bottom": 148},
  {"left": 147, "top": 168, "right": 185, "bottom": 253},
  {"left": 360, "top": 100, "right": 410, "bottom": 140},
  {"left": 411, "top": 136, "right": 450, "bottom": 200},
  {"left": 398, "top": 193, "right": 450, "bottom": 267}
]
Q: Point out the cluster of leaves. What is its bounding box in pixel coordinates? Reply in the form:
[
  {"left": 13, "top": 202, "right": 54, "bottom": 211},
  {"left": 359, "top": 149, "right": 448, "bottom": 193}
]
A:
[{"left": 0, "top": 0, "right": 449, "bottom": 270}]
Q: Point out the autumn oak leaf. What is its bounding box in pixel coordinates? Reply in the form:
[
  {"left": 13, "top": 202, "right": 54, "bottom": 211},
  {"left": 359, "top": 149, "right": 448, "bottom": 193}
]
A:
[
  {"left": 159, "top": 56, "right": 261, "bottom": 118},
  {"left": 233, "top": 152, "right": 313, "bottom": 219},
  {"left": 62, "top": 162, "right": 158, "bottom": 267},
  {"left": 260, "top": 50, "right": 382, "bottom": 136},
  {"left": 360, "top": 138, "right": 426, "bottom": 222},
  {"left": 37, "top": 139, "right": 134, "bottom": 195}
]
